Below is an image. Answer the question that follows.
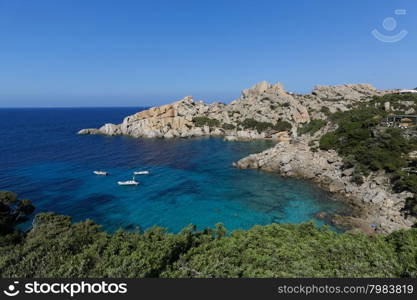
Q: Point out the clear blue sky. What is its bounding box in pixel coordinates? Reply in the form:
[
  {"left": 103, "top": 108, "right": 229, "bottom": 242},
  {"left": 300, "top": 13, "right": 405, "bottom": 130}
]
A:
[{"left": 0, "top": 0, "right": 416, "bottom": 107}]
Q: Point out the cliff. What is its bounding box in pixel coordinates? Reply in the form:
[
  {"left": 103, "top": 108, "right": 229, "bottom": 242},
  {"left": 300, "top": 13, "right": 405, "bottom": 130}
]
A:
[{"left": 78, "top": 81, "right": 386, "bottom": 140}]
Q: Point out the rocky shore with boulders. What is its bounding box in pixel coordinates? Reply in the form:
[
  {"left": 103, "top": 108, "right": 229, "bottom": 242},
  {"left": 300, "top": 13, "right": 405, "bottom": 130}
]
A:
[{"left": 233, "top": 136, "right": 416, "bottom": 235}]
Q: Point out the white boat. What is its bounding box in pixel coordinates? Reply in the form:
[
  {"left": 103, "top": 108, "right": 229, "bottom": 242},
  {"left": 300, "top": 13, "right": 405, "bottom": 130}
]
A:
[
  {"left": 93, "top": 171, "right": 108, "bottom": 176},
  {"left": 133, "top": 171, "right": 149, "bottom": 175},
  {"left": 118, "top": 177, "right": 139, "bottom": 186}
]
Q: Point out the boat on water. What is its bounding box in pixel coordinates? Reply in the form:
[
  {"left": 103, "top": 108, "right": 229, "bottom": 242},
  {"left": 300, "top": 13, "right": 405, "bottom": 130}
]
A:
[
  {"left": 118, "top": 177, "right": 139, "bottom": 186},
  {"left": 93, "top": 171, "right": 108, "bottom": 176},
  {"left": 133, "top": 171, "right": 149, "bottom": 175}
]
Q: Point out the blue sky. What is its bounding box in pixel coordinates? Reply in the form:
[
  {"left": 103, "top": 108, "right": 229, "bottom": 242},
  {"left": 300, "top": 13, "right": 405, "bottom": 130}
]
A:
[{"left": 0, "top": 0, "right": 416, "bottom": 107}]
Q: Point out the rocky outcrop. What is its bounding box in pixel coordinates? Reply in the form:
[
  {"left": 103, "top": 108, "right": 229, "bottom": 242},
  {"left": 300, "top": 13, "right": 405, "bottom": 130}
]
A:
[
  {"left": 312, "top": 84, "right": 379, "bottom": 101},
  {"left": 78, "top": 96, "right": 226, "bottom": 138},
  {"left": 234, "top": 138, "right": 416, "bottom": 235},
  {"left": 79, "top": 81, "right": 388, "bottom": 140}
]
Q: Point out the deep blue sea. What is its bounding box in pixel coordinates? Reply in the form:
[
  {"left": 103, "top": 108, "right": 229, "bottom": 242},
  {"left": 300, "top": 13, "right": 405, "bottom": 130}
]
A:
[{"left": 0, "top": 108, "right": 349, "bottom": 233}]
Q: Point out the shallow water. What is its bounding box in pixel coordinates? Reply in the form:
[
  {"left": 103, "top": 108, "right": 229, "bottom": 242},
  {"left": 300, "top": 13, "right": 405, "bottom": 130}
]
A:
[{"left": 0, "top": 108, "right": 349, "bottom": 232}]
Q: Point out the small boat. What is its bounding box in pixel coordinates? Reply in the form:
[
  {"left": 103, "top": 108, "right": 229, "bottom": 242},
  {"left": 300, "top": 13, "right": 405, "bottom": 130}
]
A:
[
  {"left": 118, "top": 177, "right": 139, "bottom": 186},
  {"left": 133, "top": 171, "right": 149, "bottom": 175},
  {"left": 93, "top": 171, "right": 108, "bottom": 176}
]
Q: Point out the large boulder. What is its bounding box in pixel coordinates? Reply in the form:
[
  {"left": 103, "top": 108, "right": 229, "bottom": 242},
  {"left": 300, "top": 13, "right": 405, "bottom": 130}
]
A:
[{"left": 312, "top": 84, "right": 379, "bottom": 101}]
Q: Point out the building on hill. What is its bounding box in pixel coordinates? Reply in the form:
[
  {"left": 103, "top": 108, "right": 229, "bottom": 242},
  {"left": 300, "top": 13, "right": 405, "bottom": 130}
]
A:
[
  {"left": 398, "top": 89, "right": 417, "bottom": 94},
  {"left": 385, "top": 115, "right": 417, "bottom": 128}
]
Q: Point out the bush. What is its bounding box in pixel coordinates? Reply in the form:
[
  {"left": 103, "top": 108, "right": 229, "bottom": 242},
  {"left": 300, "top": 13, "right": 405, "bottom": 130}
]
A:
[
  {"left": 320, "top": 106, "right": 330, "bottom": 115},
  {"left": 1, "top": 205, "right": 417, "bottom": 278},
  {"left": 350, "top": 169, "right": 364, "bottom": 185},
  {"left": 0, "top": 191, "right": 34, "bottom": 237},
  {"left": 274, "top": 121, "right": 292, "bottom": 132},
  {"left": 319, "top": 132, "right": 339, "bottom": 150},
  {"left": 192, "top": 117, "right": 220, "bottom": 128},
  {"left": 221, "top": 123, "right": 236, "bottom": 130},
  {"left": 239, "top": 119, "right": 274, "bottom": 133},
  {"left": 298, "top": 119, "right": 327, "bottom": 136},
  {"left": 239, "top": 119, "right": 292, "bottom": 133}
]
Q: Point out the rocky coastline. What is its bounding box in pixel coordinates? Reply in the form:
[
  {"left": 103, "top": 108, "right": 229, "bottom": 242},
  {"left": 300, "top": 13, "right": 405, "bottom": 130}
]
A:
[
  {"left": 78, "top": 81, "right": 393, "bottom": 140},
  {"left": 233, "top": 136, "right": 416, "bottom": 235},
  {"left": 78, "top": 81, "right": 415, "bottom": 235}
]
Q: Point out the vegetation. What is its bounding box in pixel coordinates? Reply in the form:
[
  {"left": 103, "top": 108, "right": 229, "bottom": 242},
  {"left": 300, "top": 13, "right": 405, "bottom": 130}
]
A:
[
  {"left": 298, "top": 119, "right": 327, "bottom": 136},
  {"left": 192, "top": 117, "right": 220, "bottom": 128},
  {"left": 318, "top": 93, "right": 417, "bottom": 214},
  {"left": 239, "top": 118, "right": 292, "bottom": 133},
  {"left": 320, "top": 106, "right": 331, "bottom": 115},
  {"left": 0, "top": 191, "right": 34, "bottom": 246},
  {"left": 1, "top": 191, "right": 417, "bottom": 278},
  {"left": 221, "top": 123, "right": 236, "bottom": 130},
  {"left": 274, "top": 120, "right": 293, "bottom": 132}
]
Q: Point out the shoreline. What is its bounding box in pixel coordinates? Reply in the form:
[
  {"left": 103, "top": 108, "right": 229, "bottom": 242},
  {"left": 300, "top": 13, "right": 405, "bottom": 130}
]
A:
[{"left": 233, "top": 138, "right": 416, "bottom": 235}]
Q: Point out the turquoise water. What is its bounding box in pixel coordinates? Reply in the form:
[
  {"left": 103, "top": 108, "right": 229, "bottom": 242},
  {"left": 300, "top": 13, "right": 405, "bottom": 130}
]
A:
[{"left": 0, "top": 108, "right": 349, "bottom": 232}]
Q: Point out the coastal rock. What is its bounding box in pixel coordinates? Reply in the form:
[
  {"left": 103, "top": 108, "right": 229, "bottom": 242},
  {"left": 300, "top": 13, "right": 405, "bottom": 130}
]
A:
[
  {"left": 312, "top": 84, "right": 379, "bottom": 101},
  {"left": 78, "top": 81, "right": 391, "bottom": 141},
  {"left": 342, "top": 168, "right": 355, "bottom": 177},
  {"left": 224, "top": 135, "right": 238, "bottom": 141},
  {"left": 234, "top": 135, "right": 416, "bottom": 235},
  {"left": 99, "top": 123, "right": 121, "bottom": 136},
  {"left": 77, "top": 128, "right": 101, "bottom": 135},
  {"left": 315, "top": 212, "right": 327, "bottom": 219},
  {"left": 272, "top": 131, "right": 291, "bottom": 142}
]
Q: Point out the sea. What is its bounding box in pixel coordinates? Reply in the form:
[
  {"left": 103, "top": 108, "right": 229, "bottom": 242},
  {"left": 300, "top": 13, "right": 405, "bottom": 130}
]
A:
[{"left": 0, "top": 107, "right": 349, "bottom": 233}]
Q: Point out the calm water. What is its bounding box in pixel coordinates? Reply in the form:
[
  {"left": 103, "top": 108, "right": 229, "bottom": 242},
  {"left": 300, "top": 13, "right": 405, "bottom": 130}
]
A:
[{"left": 0, "top": 108, "right": 349, "bottom": 232}]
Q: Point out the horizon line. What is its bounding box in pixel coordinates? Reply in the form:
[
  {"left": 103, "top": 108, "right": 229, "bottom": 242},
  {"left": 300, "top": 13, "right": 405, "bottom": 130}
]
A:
[{"left": 0, "top": 105, "right": 151, "bottom": 109}]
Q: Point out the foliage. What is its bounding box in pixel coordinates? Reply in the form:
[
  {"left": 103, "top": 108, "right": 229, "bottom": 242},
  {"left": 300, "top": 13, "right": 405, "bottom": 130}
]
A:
[
  {"left": 318, "top": 94, "right": 417, "bottom": 213},
  {"left": 221, "top": 123, "right": 236, "bottom": 130},
  {"left": 320, "top": 106, "right": 330, "bottom": 115},
  {"left": 0, "top": 191, "right": 34, "bottom": 245},
  {"left": 298, "top": 119, "right": 327, "bottom": 136},
  {"left": 192, "top": 117, "right": 220, "bottom": 128},
  {"left": 274, "top": 121, "right": 292, "bottom": 132},
  {"left": 239, "top": 118, "right": 273, "bottom": 133},
  {"left": 239, "top": 118, "right": 291, "bottom": 133},
  {"left": 0, "top": 209, "right": 416, "bottom": 278}
]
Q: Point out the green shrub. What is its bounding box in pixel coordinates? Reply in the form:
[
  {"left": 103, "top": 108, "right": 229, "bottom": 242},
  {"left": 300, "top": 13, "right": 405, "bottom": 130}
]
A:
[
  {"left": 1, "top": 202, "right": 417, "bottom": 278},
  {"left": 298, "top": 119, "right": 327, "bottom": 136},
  {"left": 192, "top": 117, "right": 220, "bottom": 128},
  {"left": 319, "top": 132, "right": 339, "bottom": 150},
  {"left": 239, "top": 119, "right": 292, "bottom": 133},
  {"left": 239, "top": 118, "right": 273, "bottom": 133},
  {"left": 274, "top": 121, "right": 292, "bottom": 132},
  {"left": 320, "top": 106, "right": 330, "bottom": 115},
  {"left": 350, "top": 169, "right": 364, "bottom": 185},
  {"left": 221, "top": 123, "right": 236, "bottom": 130},
  {"left": 0, "top": 191, "right": 34, "bottom": 237}
]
